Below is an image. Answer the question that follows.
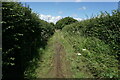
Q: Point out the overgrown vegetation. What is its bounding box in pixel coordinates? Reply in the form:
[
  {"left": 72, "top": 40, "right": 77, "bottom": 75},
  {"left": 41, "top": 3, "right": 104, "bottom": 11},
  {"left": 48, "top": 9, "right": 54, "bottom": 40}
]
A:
[
  {"left": 2, "top": 2, "right": 54, "bottom": 80},
  {"left": 55, "top": 17, "right": 78, "bottom": 29},
  {"left": 2, "top": 1, "right": 119, "bottom": 79},
  {"left": 61, "top": 10, "right": 120, "bottom": 78}
]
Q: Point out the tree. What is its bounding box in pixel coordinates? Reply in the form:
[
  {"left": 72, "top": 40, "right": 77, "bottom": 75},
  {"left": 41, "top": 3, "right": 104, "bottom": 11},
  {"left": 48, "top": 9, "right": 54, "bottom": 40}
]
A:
[{"left": 55, "top": 17, "right": 78, "bottom": 29}]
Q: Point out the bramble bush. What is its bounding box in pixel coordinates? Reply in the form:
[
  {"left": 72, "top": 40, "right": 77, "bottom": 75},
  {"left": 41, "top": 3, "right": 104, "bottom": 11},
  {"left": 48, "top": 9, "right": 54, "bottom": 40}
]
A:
[
  {"left": 2, "top": 2, "right": 54, "bottom": 79},
  {"left": 62, "top": 10, "right": 119, "bottom": 78}
]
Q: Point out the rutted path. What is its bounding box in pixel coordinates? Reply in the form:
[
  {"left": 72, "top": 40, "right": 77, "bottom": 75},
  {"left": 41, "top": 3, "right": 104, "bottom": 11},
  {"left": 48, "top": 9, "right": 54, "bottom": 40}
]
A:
[
  {"left": 35, "top": 31, "right": 72, "bottom": 78},
  {"left": 54, "top": 41, "right": 65, "bottom": 77},
  {"left": 48, "top": 41, "right": 71, "bottom": 78},
  {"left": 34, "top": 31, "right": 94, "bottom": 78}
]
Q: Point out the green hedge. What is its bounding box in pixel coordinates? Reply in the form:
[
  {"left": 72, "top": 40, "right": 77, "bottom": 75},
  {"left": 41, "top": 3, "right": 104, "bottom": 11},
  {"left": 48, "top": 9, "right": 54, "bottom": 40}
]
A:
[
  {"left": 63, "top": 10, "right": 120, "bottom": 58},
  {"left": 2, "top": 2, "right": 54, "bottom": 79},
  {"left": 62, "top": 10, "right": 120, "bottom": 78}
]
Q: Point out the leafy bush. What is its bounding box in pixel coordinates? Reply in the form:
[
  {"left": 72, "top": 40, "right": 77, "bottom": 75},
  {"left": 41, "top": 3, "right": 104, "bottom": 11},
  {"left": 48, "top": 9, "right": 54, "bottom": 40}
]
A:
[
  {"left": 62, "top": 10, "right": 119, "bottom": 78},
  {"left": 2, "top": 2, "right": 54, "bottom": 79},
  {"left": 55, "top": 17, "right": 78, "bottom": 29}
]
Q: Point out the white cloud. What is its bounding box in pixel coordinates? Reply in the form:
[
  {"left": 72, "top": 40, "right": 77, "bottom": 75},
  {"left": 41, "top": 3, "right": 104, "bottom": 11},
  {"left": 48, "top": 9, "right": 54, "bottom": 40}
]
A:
[
  {"left": 75, "top": 0, "right": 82, "bottom": 2},
  {"left": 39, "top": 14, "right": 83, "bottom": 24},
  {"left": 39, "top": 14, "right": 62, "bottom": 24},
  {"left": 74, "top": 17, "right": 82, "bottom": 21},
  {"left": 78, "top": 6, "right": 86, "bottom": 10},
  {"left": 58, "top": 11, "right": 63, "bottom": 14}
]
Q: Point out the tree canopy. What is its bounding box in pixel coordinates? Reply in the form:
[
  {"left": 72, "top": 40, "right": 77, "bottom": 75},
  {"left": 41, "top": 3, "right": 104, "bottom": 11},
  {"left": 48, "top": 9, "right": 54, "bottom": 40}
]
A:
[{"left": 55, "top": 17, "right": 78, "bottom": 29}]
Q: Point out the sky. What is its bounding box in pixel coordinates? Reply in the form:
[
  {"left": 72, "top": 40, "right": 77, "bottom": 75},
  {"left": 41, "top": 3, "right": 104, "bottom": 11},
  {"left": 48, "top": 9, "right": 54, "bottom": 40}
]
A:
[
  {"left": 18, "top": 0, "right": 120, "bottom": 2},
  {"left": 21, "top": 2, "right": 118, "bottom": 23}
]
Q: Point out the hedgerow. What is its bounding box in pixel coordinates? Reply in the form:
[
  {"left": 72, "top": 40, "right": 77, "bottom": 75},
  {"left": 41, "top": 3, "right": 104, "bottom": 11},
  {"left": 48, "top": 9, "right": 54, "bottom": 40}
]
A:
[
  {"left": 62, "top": 10, "right": 120, "bottom": 78},
  {"left": 2, "top": 2, "right": 54, "bottom": 79}
]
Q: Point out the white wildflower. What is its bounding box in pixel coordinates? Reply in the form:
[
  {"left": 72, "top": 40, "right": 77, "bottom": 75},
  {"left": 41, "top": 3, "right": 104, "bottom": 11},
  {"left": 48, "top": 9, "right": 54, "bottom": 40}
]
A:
[
  {"left": 82, "top": 49, "right": 86, "bottom": 51},
  {"left": 77, "top": 53, "right": 81, "bottom": 56}
]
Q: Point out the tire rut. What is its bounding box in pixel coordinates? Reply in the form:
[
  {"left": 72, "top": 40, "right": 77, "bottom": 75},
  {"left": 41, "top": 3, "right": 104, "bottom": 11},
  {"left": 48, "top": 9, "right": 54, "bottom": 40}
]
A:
[{"left": 47, "top": 41, "right": 71, "bottom": 78}]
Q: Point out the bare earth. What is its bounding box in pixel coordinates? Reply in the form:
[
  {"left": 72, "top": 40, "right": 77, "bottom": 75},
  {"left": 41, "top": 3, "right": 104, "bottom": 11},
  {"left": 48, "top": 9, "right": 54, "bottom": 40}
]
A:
[{"left": 48, "top": 41, "right": 72, "bottom": 78}]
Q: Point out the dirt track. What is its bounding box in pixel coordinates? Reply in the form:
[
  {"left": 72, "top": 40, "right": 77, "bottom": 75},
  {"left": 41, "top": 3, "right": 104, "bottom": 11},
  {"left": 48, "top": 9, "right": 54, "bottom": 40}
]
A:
[
  {"left": 54, "top": 42, "right": 65, "bottom": 78},
  {"left": 48, "top": 41, "right": 71, "bottom": 78}
]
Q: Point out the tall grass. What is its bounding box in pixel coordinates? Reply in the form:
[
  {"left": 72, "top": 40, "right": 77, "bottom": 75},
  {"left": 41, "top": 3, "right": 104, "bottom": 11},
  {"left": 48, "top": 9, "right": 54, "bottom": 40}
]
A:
[{"left": 61, "top": 10, "right": 119, "bottom": 78}]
